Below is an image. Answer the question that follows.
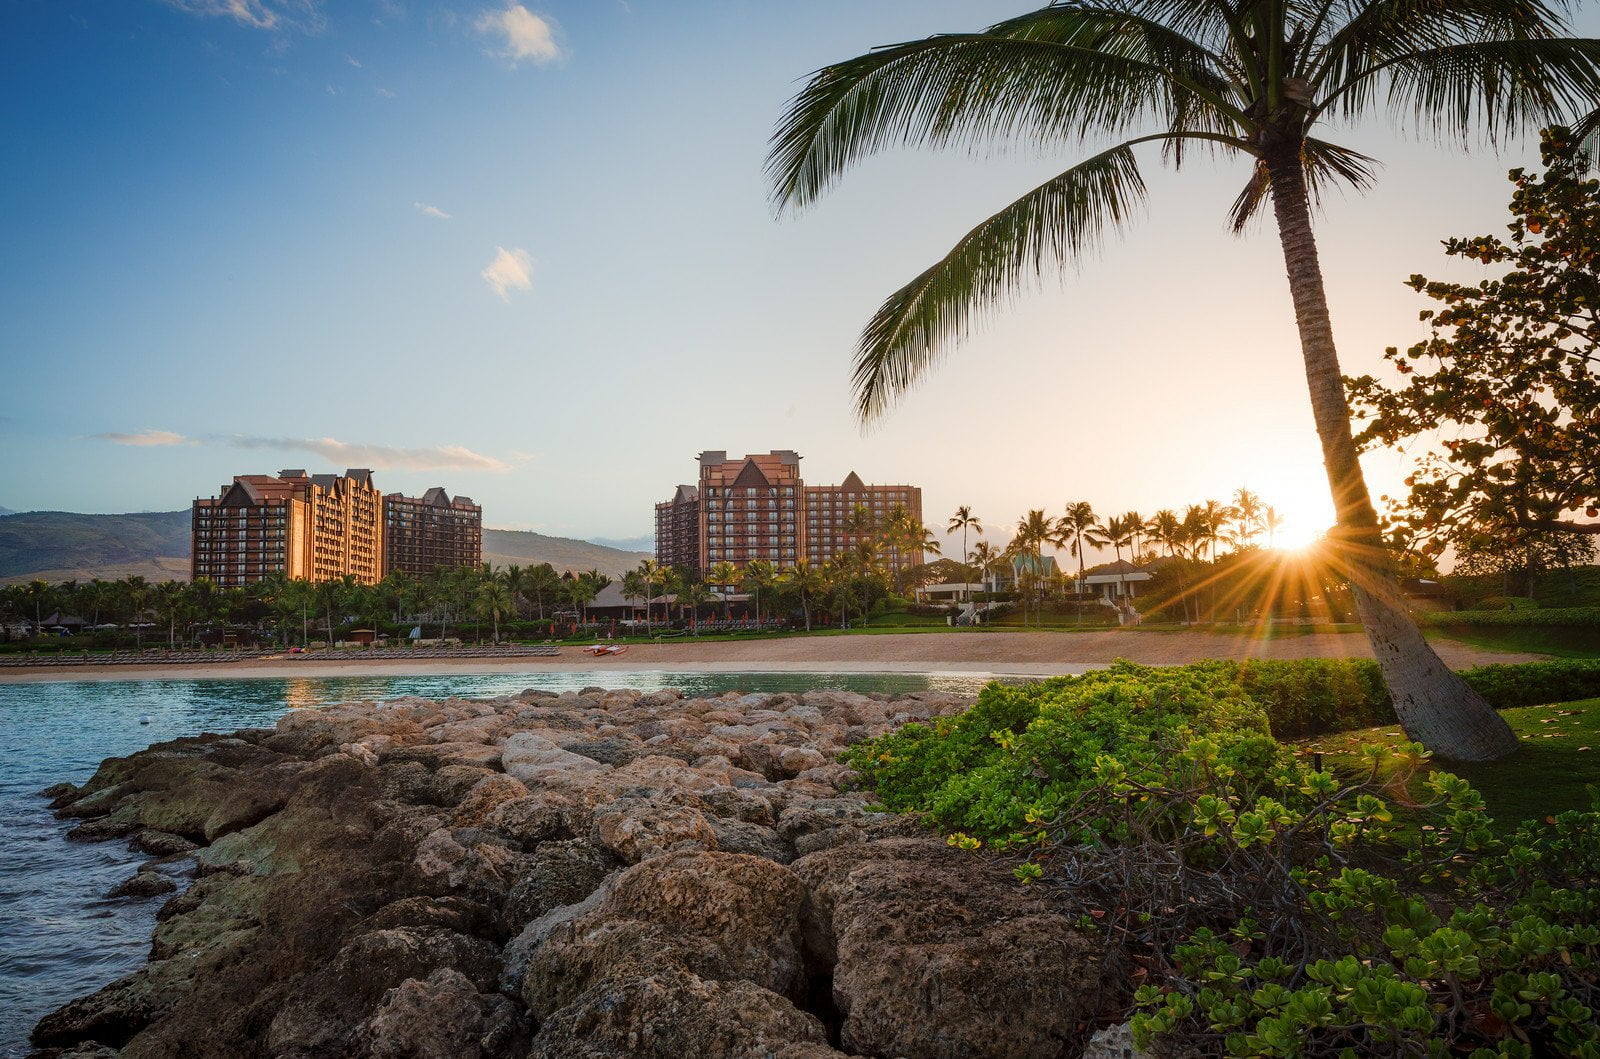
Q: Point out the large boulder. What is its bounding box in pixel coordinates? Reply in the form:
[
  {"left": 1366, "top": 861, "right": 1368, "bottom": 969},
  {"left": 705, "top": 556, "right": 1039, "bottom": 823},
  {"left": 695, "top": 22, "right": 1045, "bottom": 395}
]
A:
[
  {"left": 353, "top": 967, "right": 530, "bottom": 1059},
  {"left": 523, "top": 851, "right": 808, "bottom": 1018},
  {"left": 793, "top": 837, "right": 1127, "bottom": 1059}
]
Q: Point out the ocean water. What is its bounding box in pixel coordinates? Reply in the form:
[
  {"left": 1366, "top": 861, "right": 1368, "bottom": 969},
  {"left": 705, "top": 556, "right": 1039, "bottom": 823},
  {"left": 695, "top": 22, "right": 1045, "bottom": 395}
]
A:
[{"left": 0, "top": 670, "right": 997, "bottom": 1057}]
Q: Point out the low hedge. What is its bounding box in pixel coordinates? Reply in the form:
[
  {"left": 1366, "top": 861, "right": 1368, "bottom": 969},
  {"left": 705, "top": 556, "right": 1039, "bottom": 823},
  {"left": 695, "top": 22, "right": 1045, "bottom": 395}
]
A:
[
  {"left": 1222, "top": 657, "right": 1600, "bottom": 738},
  {"left": 1420, "top": 606, "right": 1600, "bottom": 627}
]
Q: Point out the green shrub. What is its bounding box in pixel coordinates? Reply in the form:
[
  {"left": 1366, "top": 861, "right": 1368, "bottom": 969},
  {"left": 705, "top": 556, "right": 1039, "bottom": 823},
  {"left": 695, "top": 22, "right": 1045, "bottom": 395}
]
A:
[
  {"left": 1423, "top": 606, "right": 1600, "bottom": 627},
  {"left": 847, "top": 663, "right": 1600, "bottom": 1056}
]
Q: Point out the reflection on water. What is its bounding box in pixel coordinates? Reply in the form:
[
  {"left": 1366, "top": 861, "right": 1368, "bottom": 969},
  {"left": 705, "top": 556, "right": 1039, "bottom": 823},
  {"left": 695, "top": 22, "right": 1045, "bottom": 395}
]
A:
[{"left": 0, "top": 669, "right": 1004, "bottom": 1057}]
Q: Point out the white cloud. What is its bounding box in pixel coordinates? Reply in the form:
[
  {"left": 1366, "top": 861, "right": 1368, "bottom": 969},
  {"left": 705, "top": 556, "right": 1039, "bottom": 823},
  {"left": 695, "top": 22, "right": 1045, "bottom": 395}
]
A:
[
  {"left": 476, "top": 4, "right": 561, "bottom": 64},
  {"left": 163, "top": 0, "right": 323, "bottom": 32},
  {"left": 480, "top": 246, "right": 534, "bottom": 300},
  {"left": 375, "top": 87, "right": 396, "bottom": 98},
  {"left": 230, "top": 436, "right": 512, "bottom": 473},
  {"left": 96, "top": 429, "right": 192, "bottom": 447},
  {"left": 414, "top": 201, "right": 451, "bottom": 219},
  {"left": 344, "top": 53, "right": 362, "bottom": 67}
]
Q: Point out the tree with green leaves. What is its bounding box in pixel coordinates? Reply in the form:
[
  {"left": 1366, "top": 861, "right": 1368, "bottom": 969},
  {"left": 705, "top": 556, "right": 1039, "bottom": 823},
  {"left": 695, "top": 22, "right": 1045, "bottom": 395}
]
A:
[
  {"left": 946, "top": 505, "right": 984, "bottom": 602},
  {"left": 474, "top": 578, "right": 514, "bottom": 643},
  {"left": 742, "top": 559, "right": 778, "bottom": 628},
  {"left": 766, "top": 2, "right": 1600, "bottom": 759},
  {"left": 1055, "top": 500, "right": 1097, "bottom": 624},
  {"left": 707, "top": 560, "right": 741, "bottom": 621},
  {"left": 1088, "top": 514, "right": 1137, "bottom": 605},
  {"left": 781, "top": 561, "right": 825, "bottom": 632},
  {"left": 1349, "top": 128, "right": 1600, "bottom": 579}
]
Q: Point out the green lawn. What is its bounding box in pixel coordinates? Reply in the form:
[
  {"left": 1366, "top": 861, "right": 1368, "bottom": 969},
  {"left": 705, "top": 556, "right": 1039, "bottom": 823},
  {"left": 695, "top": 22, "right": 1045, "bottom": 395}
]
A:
[
  {"left": 1302, "top": 699, "right": 1600, "bottom": 827},
  {"left": 1428, "top": 624, "right": 1600, "bottom": 659}
]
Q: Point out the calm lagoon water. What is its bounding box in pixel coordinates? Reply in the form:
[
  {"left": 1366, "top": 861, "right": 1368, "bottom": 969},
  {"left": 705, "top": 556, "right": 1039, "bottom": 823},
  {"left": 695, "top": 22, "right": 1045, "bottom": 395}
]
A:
[{"left": 0, "top": 670, "right": 997, "bottom": 1056}]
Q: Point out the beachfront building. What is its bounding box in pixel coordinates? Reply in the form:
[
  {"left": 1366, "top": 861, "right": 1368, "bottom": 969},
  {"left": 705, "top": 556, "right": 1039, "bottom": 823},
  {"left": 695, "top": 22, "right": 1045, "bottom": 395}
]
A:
[
  {"left": 383, "top": 488, "right": 482, "bottom": 577},
  {"left": 654, "top": 485, "right": 700, "bottom": 571},
  {"left": 1074, "top": 559, "right": 1153, "bottom": 600},
  {"left": 191, "top": 469, "right": 384, "bottom": 587},
  {"left": 697, "top": 450, "right": 804, "bottom": 571},
  {"left": 655, "top": 451, "right": 925, "bottom": 577},
  {"left": 804, "top": 471, "right": 925, "bottom": 580}
]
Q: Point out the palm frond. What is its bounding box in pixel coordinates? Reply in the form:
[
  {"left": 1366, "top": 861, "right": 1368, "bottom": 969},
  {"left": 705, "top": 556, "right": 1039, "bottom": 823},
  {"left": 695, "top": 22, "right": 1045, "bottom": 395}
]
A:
[
  {"left": 1311, "top": 0, "right": 1573, "bottom": 90},
  {"left": 1228, "top": 138, "right": 1378, "bottom": 232},
  {"left": 1322, "top": 37, "right": 1600, "bottom": 144},
  {"left": 852, "top": 141, "right": 1152, "bottom": 422},
  {"left": 768, "top": 26, "right": 1244, "bottom": 211}
]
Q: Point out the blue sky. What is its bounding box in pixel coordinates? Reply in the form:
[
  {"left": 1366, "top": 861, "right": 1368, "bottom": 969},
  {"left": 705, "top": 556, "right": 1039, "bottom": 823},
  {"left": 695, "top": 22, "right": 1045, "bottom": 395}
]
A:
[{"left": 2, "top": 0, "right": 1595, "bottom": 549}]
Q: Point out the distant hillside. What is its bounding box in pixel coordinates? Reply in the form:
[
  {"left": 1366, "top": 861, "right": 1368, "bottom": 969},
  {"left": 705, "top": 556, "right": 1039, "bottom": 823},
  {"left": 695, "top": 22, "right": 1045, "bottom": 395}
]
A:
[
  {"left": 589, "top": 534, "right": 654, "bottom": 553},
  {"left": 483, "top": 528, "right": 649, "bottom": 578},
  {"left": 0, "top": 509, "right": 649, "bottom": 584},
  {"left": 0, "top": 506, "right": 14, "bottom": 517},
  {"left": 0, "top": 510, "right": 192, "bottom": 583}
]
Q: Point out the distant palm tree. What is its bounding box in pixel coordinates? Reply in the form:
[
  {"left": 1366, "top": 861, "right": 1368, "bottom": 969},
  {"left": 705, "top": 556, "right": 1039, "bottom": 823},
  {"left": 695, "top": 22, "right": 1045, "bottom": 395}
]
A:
[
  {"left": 781, "top": 561, "right": 825, "bottom": 631},
  {"left": 501, "top": 564, "right": 529, "bottom": 619},
  {"left": 766, "top": 2, "right": 1582, "bottom": 758},
  {"left": 1263, "top": 506, "right": 1287, "bottom": 550},
  {"left": 676, "top": 580, "right": 715, "bottom": 632},
  {"left": 743, "top": 559, "right": 779, "bottom": 628},
  {"left": 1232, "top": 489, "right": 1264, "bottom": 548},
  {"left": 1087, "top": 515, "right": 1136, "bottom": 604},
  {"left": 474, "top": 579, "right": 514, "bottom": 643},
  {"left": 1055, "top": 501, "right": 1096, "bottom": 624},
  {"left": 1014, "top": 509, "right": 1054, "bottom": 625},
  {"left": 947, "top": 505, "right": 983, "bottom": 602},
  {"left": 635, "top": 559, "right": 663, "bottom": 630},
  {"left": 707, "top": 560, "right": 741, "bottom": 621}
]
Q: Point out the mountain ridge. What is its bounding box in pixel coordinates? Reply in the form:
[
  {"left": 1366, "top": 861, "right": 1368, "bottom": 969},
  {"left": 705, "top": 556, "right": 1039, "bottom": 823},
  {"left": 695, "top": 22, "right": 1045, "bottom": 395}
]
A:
[{"left": 0, "top": 510, "right": 650, "bottom": 584}]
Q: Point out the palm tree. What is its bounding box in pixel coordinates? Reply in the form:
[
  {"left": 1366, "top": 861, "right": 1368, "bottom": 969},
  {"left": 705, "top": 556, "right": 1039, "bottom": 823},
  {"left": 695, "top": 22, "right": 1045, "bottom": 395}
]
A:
[
  {"left": 946, "top": 505, "right": 984, "bottom": 603},
  {"left": 1233, "top": 489, "right": 1265, "bottom": 548},
  {"left": 528, "top": 563, "right": 560, "bottom": 622},
  {"left": 781, "top": 561, "right": 825, "bottom": 631},
  {"left": 474, "top": 579, "right": 514, "bottom": 643},
  {"left": 1014, "top": 509, "right": 1054, "bottom": 625},
  {"left": 621, "top": 569, "right": 650, "bottom": 629},
  {"left": 1087, "top": 515, "right": 1136, "bottom": 605},
  {"left": 1263, "top": 505, "right": 1287, "bottom": 550},
  {"left": 707, "top": 560, "right": 741, "bottom": 621},
  {"left": 1055, "top": 501, "right": 1096, "bottom": 624},
  {"left": 501, "top": 565, "right": 529, "bottom": 619},
  {"left": 742, "top": 559, "right": 778, "bottom": 628},
  {"left": 767, "top": 5, "right": 1587, "bottom": 758},
  {"left": 676, "top": 580, "right": 715, "bottom": 632}
]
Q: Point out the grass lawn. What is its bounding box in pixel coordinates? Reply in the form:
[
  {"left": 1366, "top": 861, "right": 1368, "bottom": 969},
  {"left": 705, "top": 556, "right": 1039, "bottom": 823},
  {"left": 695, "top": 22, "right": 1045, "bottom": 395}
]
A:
[
  {"left": 1428, "top": 624, "right": 1600, "bottom": 659},
  {"left": 1301, "top": 698, "right": 1600, "bottom": 827}
]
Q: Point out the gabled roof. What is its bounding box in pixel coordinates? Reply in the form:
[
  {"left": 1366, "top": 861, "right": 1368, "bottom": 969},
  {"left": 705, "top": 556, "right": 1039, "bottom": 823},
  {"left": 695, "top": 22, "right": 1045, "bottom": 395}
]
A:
[
  {"left": 731, "top": 459, "right": 770, "bottom": 490},
  {"left": 674, "top": 485, "right": 698, "bottom": 504},
  {"left": 839, "top": 471, "right": 866, "bottom": 492},
  {"left": 421, "top": 487, "right": 451, "bottom": 506},
  {"left": 1084, "top": 559, "right": 1147, "bottom": 576}
]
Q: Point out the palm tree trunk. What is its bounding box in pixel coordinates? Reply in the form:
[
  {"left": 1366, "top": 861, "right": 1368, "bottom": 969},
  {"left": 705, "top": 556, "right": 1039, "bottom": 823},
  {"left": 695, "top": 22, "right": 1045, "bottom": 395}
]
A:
[{"left": 1266, "top": 147, "right": 1516, "bottom": 762}]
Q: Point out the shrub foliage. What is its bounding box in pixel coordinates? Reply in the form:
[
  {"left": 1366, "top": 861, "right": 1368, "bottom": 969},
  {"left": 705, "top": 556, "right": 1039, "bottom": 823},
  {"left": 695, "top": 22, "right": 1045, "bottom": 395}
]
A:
[{"left": 846, "top": 663, "right": 1600, "bottom": 1056}]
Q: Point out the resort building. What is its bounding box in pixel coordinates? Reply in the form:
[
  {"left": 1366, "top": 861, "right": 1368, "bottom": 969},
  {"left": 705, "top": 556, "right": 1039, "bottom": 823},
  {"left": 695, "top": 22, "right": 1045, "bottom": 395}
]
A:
[
  {"left": 1074, "top": 559, "right": 1153, "bottom": 600},
  {"left": 697, "top": 450, "right": 804, "bottom": 571},
  {"left": 191, "top": 469, "right": 384, "bottom": 587},
  {"left": 655, "top": 451, "right": 925, "bottom": 577},
  {"left": 383, "top": 488, "right": 483, "bottom": 577},
  {"left": 654, "top": 485, "right": 700, "bottom": 571},
  {"left": 804, "top": 471, "right": 925, "bottom": 578}
]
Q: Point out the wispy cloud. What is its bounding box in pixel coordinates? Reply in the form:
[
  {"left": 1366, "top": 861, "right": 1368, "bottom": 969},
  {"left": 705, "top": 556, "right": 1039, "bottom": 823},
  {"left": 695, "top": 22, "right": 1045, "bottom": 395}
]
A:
[
  {"left": 163, "top": 0, "right": 324, "bottom": 32},
  {"left": 231, "top": 436, "right": 513, "bottom": 472},
  {"left": 476, "top": 4, "right": 561, "bottom": 64},
  {"left": 481, "top": 246, "right": 533, "bottom": 300},
  {"left": 414, "top": 201, "right": 451, "bottom": 219},
  {"left": 343, "top": 53, "right": 362, "bottom": 67},
  {"left": 96, "top": 429, "right": 193, "bottom": 447}
]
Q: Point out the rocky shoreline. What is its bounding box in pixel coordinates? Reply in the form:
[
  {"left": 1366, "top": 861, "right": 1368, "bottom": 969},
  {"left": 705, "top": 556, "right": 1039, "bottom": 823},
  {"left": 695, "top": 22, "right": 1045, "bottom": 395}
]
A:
[{"left": 31, "top": 686, "right": 1131, "bottom": 1058}]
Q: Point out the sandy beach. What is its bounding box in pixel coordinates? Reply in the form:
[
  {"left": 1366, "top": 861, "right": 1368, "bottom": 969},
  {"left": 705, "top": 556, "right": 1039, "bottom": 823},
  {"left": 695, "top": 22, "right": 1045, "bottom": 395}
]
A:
[{"left": 0, "top": 629, "right": 1544, "bottom": 683}]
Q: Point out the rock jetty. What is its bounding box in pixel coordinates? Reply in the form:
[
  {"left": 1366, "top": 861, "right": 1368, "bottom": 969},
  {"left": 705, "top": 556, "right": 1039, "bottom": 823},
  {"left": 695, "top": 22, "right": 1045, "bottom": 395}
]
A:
[{"left": 33, "top": 686, "right": 1127, "bottom": 1058}]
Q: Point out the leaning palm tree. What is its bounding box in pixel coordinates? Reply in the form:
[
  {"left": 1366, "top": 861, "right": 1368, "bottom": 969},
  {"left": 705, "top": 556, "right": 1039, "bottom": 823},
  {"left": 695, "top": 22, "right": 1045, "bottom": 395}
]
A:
[
  {"left": 947, "top": 505, "right": 984, "bottom": 602},
  {"left": 765, "top": 4, "right": 1600, "bottom": 758},
  {"left": 1263, "top": 505, "right": 1288, "bottom": 550}
]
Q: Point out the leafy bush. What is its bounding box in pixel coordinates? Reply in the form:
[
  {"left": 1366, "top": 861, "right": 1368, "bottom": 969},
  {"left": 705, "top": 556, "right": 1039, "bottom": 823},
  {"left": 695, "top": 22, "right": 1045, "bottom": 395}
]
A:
[
  {"left": 1424, "top": 606, "right": 1600, "bottom": 627},
  {"left": 847, "top": 664, "right": 1600, "bottom": 1055}
]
